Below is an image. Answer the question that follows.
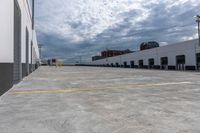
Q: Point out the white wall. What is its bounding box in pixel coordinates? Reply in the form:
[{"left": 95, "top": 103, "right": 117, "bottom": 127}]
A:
[
  {"left": 92, "top": 39, "right": 200, "bottom": 67},
  {"left": 0, "top": 0, "right": 14, "bottom": 63},
  {"left": 0, "top": 0, "right": 39, "bottom": 64},
  {"left": 19, "top": 0, "right": 34, "bottom": 63}
]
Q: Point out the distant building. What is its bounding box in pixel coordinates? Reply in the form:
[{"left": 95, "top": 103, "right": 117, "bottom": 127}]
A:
[
  {"left": 41, "top": 59, "right": 48, "bottom": 66},
  {"left": 46, "top": 59, "right": 64, "bottom": 66},
  {"left": 101, "top": 49, "right": 133, "bottom": 58},
  {"left": 92, "top": 49, "right": 133, "bottom": 61},
  {"left": 140, "top": 41, "right": 159, "bottom": 51},
  {"left": 92, "top": 56, "right": 104, "bottom": 61},
  {"left": 46, "top": 59, "right": 56, "bottom": 66},
  {"left": 91, "top": 39, "right": 200, "bottom": 71},
  {"left": 52, "top": 59, "right": 57, "bottom": 66}
]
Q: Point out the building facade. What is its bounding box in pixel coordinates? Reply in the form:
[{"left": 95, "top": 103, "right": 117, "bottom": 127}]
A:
[
  {"left": 91, "top": 39, "right": 200, "bottom": 71},
  {"left": 101, "top": 49, "right": 133, "bottom": 58},
  {"left": 92, "top": 56, "right": 104, "bottom": 61},
  {"left": 140, "top": 41, "right": 159, "bottom": 51},
  {"left": 0, "top": 0, "right": 40, "bottom": 95}
]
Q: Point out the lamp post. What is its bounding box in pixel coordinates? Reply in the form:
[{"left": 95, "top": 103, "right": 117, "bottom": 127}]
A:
[
  {"left": 194, "top": 15, "right": 200, "bottom": 46},
  {"left": 38, "top": 44, "right": 43, "bottom": 59}
]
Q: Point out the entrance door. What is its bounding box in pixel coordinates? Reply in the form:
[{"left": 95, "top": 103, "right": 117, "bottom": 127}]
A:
[
  {"left": 130, "top": 61, "right": 134, "bottom": 68},
  {"left": 161, "top": 57, "right": 168, "bottom": 70},
  {"left": 196, "top": 53, "right": 200, "bottom": 70},
  {"left": 176, "top": 55, "right": 185, "bottom": 70},
  {"left": 13, "top": 1, "right": 22, "bottom": 83}
]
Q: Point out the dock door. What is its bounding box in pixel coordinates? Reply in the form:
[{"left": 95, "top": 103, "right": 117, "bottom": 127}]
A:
[
  {"left": 148, "top": 58, "right": 154, "bottom": 69},
  {"left": 130, "top": 61, "right": 134, "bottom": 68},
  {"left": 116, "top": 63, "right": 119, "bottom": 67},
  {"left": 13, "top": 1, "right": 22, "bottom": 83},
  {"left": 139, "top": 60, "right": 144, "bottom": 68},
  {"left": 196, "top": 53, "right": 200, "bottom": 70},
  {"left": 123, "top": 61, "right": 128, "bottom": 68},
  {"left": 161, "top": 57, "right": 168, "bottom": 70},
  {"left": 176, "top": 55, "right": 185, "bottom": 70}
]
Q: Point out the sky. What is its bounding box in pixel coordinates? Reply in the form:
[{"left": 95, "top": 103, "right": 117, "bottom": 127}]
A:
[{"left": 35, "top": 0, "right": 200, "bottom": 63}]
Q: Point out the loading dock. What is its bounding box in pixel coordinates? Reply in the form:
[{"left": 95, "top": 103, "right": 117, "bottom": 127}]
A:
[
  {"left": 196, "top": 53, "right": 200, "bottom": 70},
  {"left": 92, "top": 39, "right": 200, "bottom": 71},
  {"left": 116, "top": 63, "right": 120, "bottom": 67},
  {"left": 176, "top": 55, "right": 185, "bottom": 70},
  {"left": 123, "top": 61, "right": 128, "bottom": 68},
  {"left": 148, "top": 58, "right": 154, "bottom": 69},
  {"left": 130, "top": 61, "right": 134, "bottom": 68},
  {"left": 161, "top": 57, "right": 168, "bottom": 70},
  {"left": 139, "top": 60, "right": 144, "bottom": 68},
  {"left": 13, "top": 1, "right": 22, "bottom": 84}
]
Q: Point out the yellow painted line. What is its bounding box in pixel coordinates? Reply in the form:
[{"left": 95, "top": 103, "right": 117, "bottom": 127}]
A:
[
  {"left": 12, "top": 82, "right": 192, "bottom": 95},
  {"left": 135, "top": 82, "right": 192, "bottom": 87},
  {"left": 13, "top": 88, "right": 99, "bottom": 95}
]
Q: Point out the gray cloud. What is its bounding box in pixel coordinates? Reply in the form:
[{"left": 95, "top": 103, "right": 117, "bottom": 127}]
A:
[{"left": 35, "top": 0, "right": 200, "bottom": 63}]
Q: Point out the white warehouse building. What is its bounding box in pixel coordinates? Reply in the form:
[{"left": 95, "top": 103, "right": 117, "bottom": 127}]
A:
[
  {"left": 92, "top": 39, "right": 200, "bottom": 71},
  {"left": 0, "top": 0, "right": 40, "bottom": 95}
]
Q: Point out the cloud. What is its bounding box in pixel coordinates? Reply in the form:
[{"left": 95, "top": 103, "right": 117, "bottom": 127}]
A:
[{"left": 35, "top": 0, "right": 200, "bottom": 63}]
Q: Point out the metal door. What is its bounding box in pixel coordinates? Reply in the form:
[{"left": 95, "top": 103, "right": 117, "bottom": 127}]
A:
[
  {"left": 123, "top": 61, "right": 127, "bottom": 68},
  {"left": 196, "top": 53, "right": 200, "bottom": 70},
  {"left": 116, "top": 63, "right": 119, "bottom": 67},
  {"left": 148, "top": 58, "right": 154, "bottom": 69},
  {"left": 161, "top": 57, "right": 168, "bottom": 70},
  {"left": 139, "top": 60, "right": 143, "bottom": 68},
  {"left": 130, "top": 61, "right": 134, "bottom": 68},
  {"left": 176, "top": 55, "right": 185, "bottom": 71}
]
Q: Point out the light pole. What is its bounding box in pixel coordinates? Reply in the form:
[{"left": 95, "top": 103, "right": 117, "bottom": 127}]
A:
[
  {"left": 78, "top": 56, "right": 82, "bottom": 64},
  {"left": 194, "top": 15, "right": 200, "bottom": 46},
  {"left": 38, "top": 44, "right": 43, "bottom": 59},
  {"left": 120, "top": 55, "right": 122, "bottom": 68}
]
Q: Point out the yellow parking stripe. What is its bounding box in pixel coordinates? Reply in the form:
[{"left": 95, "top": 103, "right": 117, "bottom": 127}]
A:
[
  {"left": 13, "top": 88, "right": 98, "bottom": 94},
  {"left": 12, "top": 82, "right": 192, "bottom": 95}
]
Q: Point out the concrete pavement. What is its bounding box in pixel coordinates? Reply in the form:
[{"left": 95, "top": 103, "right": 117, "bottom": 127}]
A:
[{"left": 1, "top": 66, "right": 200, "bottom": 133}]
